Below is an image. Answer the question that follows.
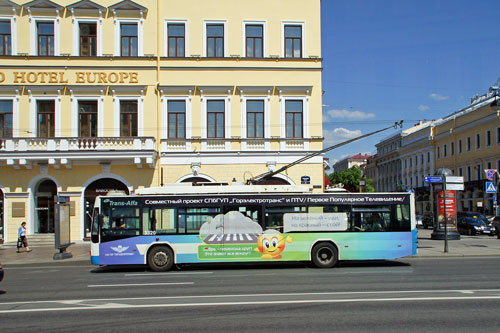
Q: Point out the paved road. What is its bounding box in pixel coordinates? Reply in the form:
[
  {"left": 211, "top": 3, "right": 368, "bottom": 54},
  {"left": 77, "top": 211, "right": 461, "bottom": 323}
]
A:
[{"left": 1, "top": 257, "right": 500, "bottom": 331}]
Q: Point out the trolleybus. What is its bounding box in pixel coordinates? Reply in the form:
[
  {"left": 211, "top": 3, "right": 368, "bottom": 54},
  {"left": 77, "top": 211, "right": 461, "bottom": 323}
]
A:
[{"left": 90, "top": 185, "right": 417, "bottom": 271}]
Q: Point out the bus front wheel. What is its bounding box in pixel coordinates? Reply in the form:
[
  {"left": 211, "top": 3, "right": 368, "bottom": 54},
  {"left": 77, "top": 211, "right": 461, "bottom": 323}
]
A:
[
  {"left": 148, "top": 246, "right": 174, "bottom": 272},
  {"left": 311, "top": 242, "right": 338, "bottom": 268}
]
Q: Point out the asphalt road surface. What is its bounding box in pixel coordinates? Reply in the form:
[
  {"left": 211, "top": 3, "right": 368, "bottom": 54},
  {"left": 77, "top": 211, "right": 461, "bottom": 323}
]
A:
[{"left": 2, "top": 257, "right": 500, "bottom": 332}]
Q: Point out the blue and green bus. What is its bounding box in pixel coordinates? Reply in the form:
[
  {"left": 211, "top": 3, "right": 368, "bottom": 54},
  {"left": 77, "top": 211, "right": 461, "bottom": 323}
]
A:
[{"left": 90, "top": 185, "right": 417, "bottom": 271}]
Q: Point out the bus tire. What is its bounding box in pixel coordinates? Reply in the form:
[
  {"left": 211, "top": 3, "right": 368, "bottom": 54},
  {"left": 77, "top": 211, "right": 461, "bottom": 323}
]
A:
[
  {"left": 148, "top": 246, "right": 174, "bottom": 272},
  {"left": 311, "top": 242, "right": 338, "bottom": 268}
]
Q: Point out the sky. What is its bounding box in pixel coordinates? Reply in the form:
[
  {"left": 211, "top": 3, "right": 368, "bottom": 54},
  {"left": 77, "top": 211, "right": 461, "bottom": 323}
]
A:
[{"left": 320, "top": 0, "right": 500, "bottom": 167}]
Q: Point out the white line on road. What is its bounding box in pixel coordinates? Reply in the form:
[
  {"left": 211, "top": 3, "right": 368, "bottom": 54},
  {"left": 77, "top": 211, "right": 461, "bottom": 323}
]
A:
[
  {"left": 87, "top": 282, "right": 194, "bottom": 288},
  {"left": 2, "top": 295, "right": 500, "bottom": 314},
  {"left": 2, "top": 289, "right": 500, "bottom": 306}
]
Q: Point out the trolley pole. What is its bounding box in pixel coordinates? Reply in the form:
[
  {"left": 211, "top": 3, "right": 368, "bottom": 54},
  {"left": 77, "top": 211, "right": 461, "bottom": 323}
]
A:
[{"left": 443, "top": 176, "right": 448, "bottom": 253}]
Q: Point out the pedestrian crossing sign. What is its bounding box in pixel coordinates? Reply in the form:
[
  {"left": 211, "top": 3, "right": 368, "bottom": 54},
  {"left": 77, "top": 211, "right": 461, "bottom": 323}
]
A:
[{"left": 486, "top": 182, "right": 497, "bottom": 193}]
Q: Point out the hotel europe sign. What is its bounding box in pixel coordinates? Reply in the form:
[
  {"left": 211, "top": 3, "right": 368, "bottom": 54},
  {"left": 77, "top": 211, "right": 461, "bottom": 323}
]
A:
[{"left": 0, "top": 71, "right": 140, "bottom": 84}]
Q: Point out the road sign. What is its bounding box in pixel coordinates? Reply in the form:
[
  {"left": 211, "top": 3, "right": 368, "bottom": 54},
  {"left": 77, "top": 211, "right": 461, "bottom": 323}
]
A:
[
  {"left": 425, "top": 176, "right": 443, "bottom": 183},
  {"left": 446, "top": 183, "right": 464, "bottom": 191},
  {"left": 486, "top": 182, "right": 497, "bottom": 193},
  {"left": 485, "top": 169, "right": 497, "bottom": 181},
  {"left": 446, "top": 176, "right": 464, "bottom": 183}
]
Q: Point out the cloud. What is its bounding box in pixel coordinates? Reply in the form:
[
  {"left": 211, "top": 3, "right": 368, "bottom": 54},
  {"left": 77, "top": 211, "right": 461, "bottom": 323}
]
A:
[
  {"left": 429, "top": 93, "right": 449, "bottom": 101},
  {"left": 323, "top": 127, "right": 362, "bottom": 146},
  {"left": 418, "top": 105, "right": 430, "bottom": 111},
  {"left": 325, "top": 109, "right": 375, "bottom": 121}
]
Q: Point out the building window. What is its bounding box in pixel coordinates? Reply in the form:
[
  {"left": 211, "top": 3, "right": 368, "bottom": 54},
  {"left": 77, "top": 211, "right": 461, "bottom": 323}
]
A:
[
  {"left": 459, "top": 167, "right": 463, "bottom": 177},
  {"left": 0, "top": 20, "right": 11, "bottom": 55},
  {"left": 487, "top": 161, "right": 492, "bottom": 169},
  {"left": 121, "top": 23, "right": 138, "bottom": 56},
  {"left": 466, "top": 137, "right": 471, "bottom": 152},
  {"left": 37, "top": 100, "right": 55, "bottom": 138},
  {"left": 451, "top": 142, "right": 454, "bottom": 156},
  {"left": 476, "top": 133, "right": 481, "bottom": 149},
  {"left": 78, "top": 101, "right": 97, "bottom": 137},
  {"left": 206, "top": 24, "right": 224, "bottom": 57},
  {"left": 497, "top": 127, "right": 500, "bottom": 144},
  {"left": 247, "top": 100, "right": 264, "bottom": 138},
  {"left": 437, "top": 146, "right": 440, "bottom": 159},
  {"left": 486, "top": 130, "right": 491, "bottom": 146},
  {"left": 284, "top": 25, "right": 302, "bottom": 58},
  {"left": 421, "top": 154, "right": 424, "bottom": 164},
  {"left": 476, "top": 164, "right": 481, "bottom": 180},
  {"left": 404, "top": 159, "right": 407, "bottom": 168},
  {"left": 246, "top": 24, "right": 263, "bottom": 58},
  {"left": 427, "top": 151, "right": 430, "bottom": 162},
  {"left": 207, "top": 100, "right": 225, "bottom": 138},
  {"left": 443, "top": 144, "right": 447, "bottom": 157},
  {"left": 458, "top": 139, "right": 462, "bottom": 154},
  {"left": 415, "top": 156, "right": 418, "bottom": 166},
  {"left": 167, "top": 100, "right": 186, "bottom": 138},
  {"left": 79, "top": 23, "right": 97, "bottom": 56},
  {"left": 120, "top": 101, "right": 138, "bottom": 136},
  {"left": 467, "top": 166, "right": 471, "bottom": 181},
  {"left": 285, "top": 100, "right": 303, "bottom": 138},
  {"left": 37, "top": 22, "right": 54, "bottom": 56},
  {"left": 0, "top": 100, "right": 13, "bottom": 138},
  {"left": 167, "top": 23, "right": 185, "bottom": 57}
]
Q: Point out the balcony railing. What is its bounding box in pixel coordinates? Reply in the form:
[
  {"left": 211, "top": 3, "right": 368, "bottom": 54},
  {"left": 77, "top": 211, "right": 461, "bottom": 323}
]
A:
[{"left": 0, "top": 137, "right": 156, "bottom": 152}]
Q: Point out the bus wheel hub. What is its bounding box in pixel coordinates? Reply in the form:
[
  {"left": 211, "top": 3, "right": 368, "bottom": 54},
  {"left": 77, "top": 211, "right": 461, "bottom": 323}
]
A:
[{"left": 154, "top": 252, "right": 168, "bottom": 266}]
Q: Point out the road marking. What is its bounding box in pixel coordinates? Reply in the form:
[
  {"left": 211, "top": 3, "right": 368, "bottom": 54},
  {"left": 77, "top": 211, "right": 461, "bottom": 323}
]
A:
[
  {"left": 87, "top": 282, "right": 194, "bottom": 288},
  {"left": 124, "top": 272, "right": 213, "bottom": 277},
  {"left": 2, "top": 295, "right": 500, "bottom": 314},
  {"left": 2, "top": 289, "right": 500, "bottom": 306}
]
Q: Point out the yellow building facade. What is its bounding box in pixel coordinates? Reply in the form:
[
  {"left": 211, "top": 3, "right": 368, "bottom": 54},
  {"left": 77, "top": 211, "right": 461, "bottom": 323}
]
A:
[
  {"left": 0, "top": 0, "right": 324, "bottom": 243},
  {"left": 433, "top": 89, "right": 500, "bottom": 214}
]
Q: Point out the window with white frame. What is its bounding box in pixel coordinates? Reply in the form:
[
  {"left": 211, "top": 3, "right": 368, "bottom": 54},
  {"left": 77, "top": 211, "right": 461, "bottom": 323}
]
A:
[
  {"left": 285, "top": 100, "right": 303, "bottom": 138},
  {"left": 37, "top": 21, "right": 54, "bottom": 56},
  {"left": 30, "top": 18, "right": 58, "bottom": 56},
  {"left": 207, "top": 99, "right": 225, "bottom": 138},
  {"left": 120, "top": 100, "right": 138, "bottom": 136},
  {"left": 0, "top": 20, "right": 11, "bottom": 55},
  {"left": 37, "top": 100, "right": 55, "bottom": 137},
  {"left": 78, "top": 100, "right": 98, "bottom": 137},
  {"left": 244, "top": 23, "right": 264, "bottom": 58},
  {"left": 205, "top": 22, "right": 225, "bottom": 57},
  {"left": 246, "top": 100, "right": 265, "bottom": 138},
  {"left": 79, "top": 22, "right": 97, "bottom": 56},
  {"left": 165, "top": 21, "right": 186, "bottom": 57},
  {"left": 486, "top": 130, "right": 491, "bottom": 147},
  {"left": 115, "top": 19, "right": 142, "bottom": 57},
  {"left": 282, "top": 22, "right": 304, "bottom": 58},
  {"left": 0, "top": 100, "right": 13, "bottom": 138},
  {"left": 167, "top": 100, "right": 186, "bottom": 138}
]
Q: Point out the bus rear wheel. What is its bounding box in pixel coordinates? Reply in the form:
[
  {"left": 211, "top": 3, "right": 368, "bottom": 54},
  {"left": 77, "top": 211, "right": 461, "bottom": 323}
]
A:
[
  {"left": 148, "top": 246, "right": 174, "bottom": 272},
  {"left": 311, "top": 242, "right": 338, "bottom": 268}
]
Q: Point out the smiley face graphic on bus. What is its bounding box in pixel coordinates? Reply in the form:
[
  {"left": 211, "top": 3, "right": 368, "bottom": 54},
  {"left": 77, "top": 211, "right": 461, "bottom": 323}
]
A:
[{"left": 255, "top": 229, "right": 292, "bottom": 259}]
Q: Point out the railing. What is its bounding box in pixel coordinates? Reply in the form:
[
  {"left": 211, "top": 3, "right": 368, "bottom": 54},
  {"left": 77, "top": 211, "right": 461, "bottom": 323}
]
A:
[
  {"left": 160, "top": 137, "right": 311, "bottom": 152},
  {"left": 0, "top": 137, "right": 156, "bottom": 152}
]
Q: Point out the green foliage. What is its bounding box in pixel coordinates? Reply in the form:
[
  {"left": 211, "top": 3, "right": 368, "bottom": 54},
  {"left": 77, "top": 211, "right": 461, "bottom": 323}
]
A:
[{"left": 328, "top": 165, "right": 374, "bottom": 192}]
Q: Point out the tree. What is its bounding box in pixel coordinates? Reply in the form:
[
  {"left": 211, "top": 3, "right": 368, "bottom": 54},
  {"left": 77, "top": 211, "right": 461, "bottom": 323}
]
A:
[{"left": 328, "top": 165, "right": 374, "bottom": 192}]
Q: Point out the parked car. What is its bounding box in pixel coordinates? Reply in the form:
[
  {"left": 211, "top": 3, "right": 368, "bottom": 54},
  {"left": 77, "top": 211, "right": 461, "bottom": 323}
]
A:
[
  {"left": 492, "top": 216, "right": 500, "bottom": 239},
  {"left": 416, "top": 215, "right": 423, "bottom": 227},
  {"left": 457, "top": 216, "right": 495, "bottom": 235},
  {"left": 457, "top": 212, "right": 496, "bottom": 236},
  {"left": 422, "top": 213, "right": 434, "bottom": 229}
]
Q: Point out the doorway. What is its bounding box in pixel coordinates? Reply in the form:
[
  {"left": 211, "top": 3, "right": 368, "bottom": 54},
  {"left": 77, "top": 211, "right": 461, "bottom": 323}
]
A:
[{"left": 35, "top": 179, "right": 57, "bottom": 233}]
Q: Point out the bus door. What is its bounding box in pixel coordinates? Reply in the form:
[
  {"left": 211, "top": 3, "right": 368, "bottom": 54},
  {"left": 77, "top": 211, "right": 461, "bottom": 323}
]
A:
[{"left": 221, "top": 205, "right": 262, "bottom": 258}]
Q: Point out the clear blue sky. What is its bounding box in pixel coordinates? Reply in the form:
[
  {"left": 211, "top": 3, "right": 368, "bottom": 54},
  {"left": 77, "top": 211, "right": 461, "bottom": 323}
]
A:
[{"left": 321, "top": 0, "right": 500, "bottom": 166}]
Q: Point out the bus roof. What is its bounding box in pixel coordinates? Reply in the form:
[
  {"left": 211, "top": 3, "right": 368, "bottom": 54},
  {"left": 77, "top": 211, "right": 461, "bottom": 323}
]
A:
[{"left": 134, "top": 184, "right": 312, "bottom": 195}]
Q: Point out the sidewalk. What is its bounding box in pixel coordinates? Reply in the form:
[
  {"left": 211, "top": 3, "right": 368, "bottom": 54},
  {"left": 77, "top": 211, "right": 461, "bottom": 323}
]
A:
[{"left": 1, "top": 228, "right": 500, "bottom": 266}]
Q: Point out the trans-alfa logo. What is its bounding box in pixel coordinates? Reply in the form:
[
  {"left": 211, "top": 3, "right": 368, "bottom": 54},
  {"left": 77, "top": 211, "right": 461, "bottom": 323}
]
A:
[{"left": 106, "top": 245, "right": 134, "bottom": 256}]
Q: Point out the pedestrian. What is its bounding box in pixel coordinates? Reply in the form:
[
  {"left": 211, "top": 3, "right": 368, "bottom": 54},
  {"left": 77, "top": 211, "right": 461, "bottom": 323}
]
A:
[{"left": 17, "top": 221, "right": 31, "bottom": 253}]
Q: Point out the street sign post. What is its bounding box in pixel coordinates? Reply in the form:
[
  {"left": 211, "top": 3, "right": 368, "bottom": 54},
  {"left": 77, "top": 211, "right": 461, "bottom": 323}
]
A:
[{"left": 425, "top": 176, "right": 443, "bottom": 183}]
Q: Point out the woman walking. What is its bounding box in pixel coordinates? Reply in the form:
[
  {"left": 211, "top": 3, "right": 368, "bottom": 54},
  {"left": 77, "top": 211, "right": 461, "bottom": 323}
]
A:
[{"left": 17, "top": 222, "right": 31, "bottom": 253}]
